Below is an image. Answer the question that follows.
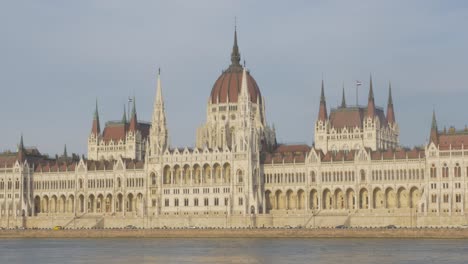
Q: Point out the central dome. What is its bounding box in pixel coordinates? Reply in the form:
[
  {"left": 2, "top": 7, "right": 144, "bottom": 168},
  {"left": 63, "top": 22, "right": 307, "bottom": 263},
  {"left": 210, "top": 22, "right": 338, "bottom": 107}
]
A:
[{"left": 209, "top": 30, "right": 262, "bottom": 104}]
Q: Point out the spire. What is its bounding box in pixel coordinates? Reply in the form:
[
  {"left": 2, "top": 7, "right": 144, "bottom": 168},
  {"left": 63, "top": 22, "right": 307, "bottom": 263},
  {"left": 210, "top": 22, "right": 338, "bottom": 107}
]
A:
[
  {"left": 129, "top": 96, "right": 138, "bottom": 132},
  {"left": 230, "top": 25, "right": 241, "bottom": 68},
  {"left": 156, "top": 68, "right": 164, "bottom": 105},
  {"left": 367, "top": 75, "right": 376, "bottom": 118},
  {"left": 17, "top": 134, "right": 25, "bottom": 162},
  {"left": 19, "top": 134, "right": 24, "bottom": 150},
  {"left": 122, "top": 105, "right": 127, "bottom": 124},
  {"left": 430, "top": 110, "right": 439, "bottom": 145},
  {"left": 131, "top": 96, "right": 136, "bottom": 116},
  {"left": 387, "top": 82, "right": 396, "bottom": 124},
  {"left": 150, "top": 68, "right": 168, "bottom": 155},
  {"left": 240, "top": 67, "right": 250, "bottom": 100},
  {"left": 341, "top": 84, "right": 346, "bottom": 108},
  {"left": 318, "top": 80, "right": 328, "bottom": 121},
  {"left": 91, "top": 99, "right": 101, "bottom": 136},
  {"left": 63, "top": 144, "right": 68, "bottom": 158}
]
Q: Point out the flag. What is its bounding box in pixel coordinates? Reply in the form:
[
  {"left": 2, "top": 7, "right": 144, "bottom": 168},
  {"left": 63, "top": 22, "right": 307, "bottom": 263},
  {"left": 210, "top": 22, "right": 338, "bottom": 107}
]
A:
[
  {"left": 356, "top": 80, "right": 362, "bottom": 86},
  {"left": 128, "top": 97, "right": 133, "bottom": 103}
]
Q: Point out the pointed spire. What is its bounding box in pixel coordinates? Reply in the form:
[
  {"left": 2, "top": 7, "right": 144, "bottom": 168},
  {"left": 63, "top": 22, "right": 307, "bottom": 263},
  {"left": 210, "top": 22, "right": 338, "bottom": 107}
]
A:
[
  {"left": 387, "top": 82, "right": 393, "bottom": 106},
  {"left": 230, "top": 24, "right": 241, "bottom": 68},
  {"left": 19, "top": 134, "right": 24, "bottom": 151},
  {"left": 368, "top": 75, "right": 374, "bottom": 101},
  {"left": 156, "top": 68, "right": 164, "bottom": 105},
  {"left": 240, "top": 67, "right": 250, "bottom": 100},
  {"left": 430, "top": 110, "right": 439, "bottom": 145},
  {"left": 122, "top": 105, "right": 127, "bottom": 124},
  {"left": 63, "top": 144, "right": 68, "bottom": 158},
  {"left": 129, "top": 96, "right": 138, "bottom": 132},
  {"left": 387, "top": 82, "right": 396, "bottom": 124},
  {"left": 367, "top": 75, "right": 376, "bottom": 118},
  {"left": 91, "top": 99, "right": 101, "bottom": 135},
  {"left": 150, "top": 68, "right": 168, "bottom": 155},
  {"left": 131, "top": 96, "right": 136, "bottom": 116},
  {"left": 17, "top": 134, "right": 25, "bottom": 162},
  {"left": 341, "top": 84, "right": 346, "bottom": 108},
  {"left": 318, "top": 80, "right": 328, "bottom": 121},
  {"left": 431, "top": 110, "right": 438, "bottom": 130}
]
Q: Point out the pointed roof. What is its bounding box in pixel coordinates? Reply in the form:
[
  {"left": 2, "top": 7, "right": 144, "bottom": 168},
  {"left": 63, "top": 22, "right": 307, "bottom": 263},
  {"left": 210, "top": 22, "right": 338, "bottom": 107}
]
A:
[
  {"left": 129, "top": 96, "right": 138, "bottom": 132},
  {"left": 17, "top": 134, "right": 25, "bottom": 162},
  {"left": 63, "top": 144, "right": 68, "bottom": 158},
  {"left": 91, "top": 99, "right": 101, "bottom": 135},
  {"left": 429, "top": 110, "right": 439, "bottom": 145},
  {"left": 240, "top": 67, "right": 250, "bottom": 100},
  {"left": 387, "top": 82, "right": 396, "bottom": 124},
  {"left": 367, "top": 75, "right": 376, "bottom": 118},
  {"left": 209, "top": 27, "right": 262, "bottom": 105},
  {"left": 318, "top": 80, "right": 328, "bottom": 121},
  {"left": 122, "top": 105, "right": 127, "bottom": 124},
  {"left": 230, "top": 26, "right": 241, "bottom": 68},
  {"left": 341, "top": 85, "right": 346, "bottom": 108},
  {"left": 156, "top": 68, "right": 164, "bottom": 105}
]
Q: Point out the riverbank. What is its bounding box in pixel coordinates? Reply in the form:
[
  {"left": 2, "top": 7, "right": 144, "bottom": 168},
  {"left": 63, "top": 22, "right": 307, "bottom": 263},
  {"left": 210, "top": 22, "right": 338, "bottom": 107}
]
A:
[{"left": 1, "top": 228, "right": 468, "bottom": 239}]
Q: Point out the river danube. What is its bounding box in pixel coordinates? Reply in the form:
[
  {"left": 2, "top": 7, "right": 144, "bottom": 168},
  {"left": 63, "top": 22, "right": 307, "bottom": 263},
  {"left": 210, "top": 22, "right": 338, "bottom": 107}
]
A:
[{"left": 1, "top": 238, "right": 467, "bottom": 263}]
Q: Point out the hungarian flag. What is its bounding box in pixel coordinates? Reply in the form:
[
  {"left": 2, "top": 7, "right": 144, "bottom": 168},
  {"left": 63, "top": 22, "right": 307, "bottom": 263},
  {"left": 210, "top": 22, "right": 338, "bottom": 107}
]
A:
[{"left": 356, "top": 80, "right": 362, "bottom": 86}]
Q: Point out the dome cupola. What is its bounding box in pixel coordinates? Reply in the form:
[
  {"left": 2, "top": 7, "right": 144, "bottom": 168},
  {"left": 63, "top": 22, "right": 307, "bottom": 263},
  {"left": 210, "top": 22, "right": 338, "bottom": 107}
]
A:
[{"left": 209, "top": 29, "right": 262, "bottom": 105}]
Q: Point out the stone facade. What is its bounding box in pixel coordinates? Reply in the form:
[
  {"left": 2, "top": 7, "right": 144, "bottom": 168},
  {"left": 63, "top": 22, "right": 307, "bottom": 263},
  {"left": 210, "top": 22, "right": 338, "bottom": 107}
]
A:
[{"left": 1, "top": 29, "right": 468, "bottom": 229}]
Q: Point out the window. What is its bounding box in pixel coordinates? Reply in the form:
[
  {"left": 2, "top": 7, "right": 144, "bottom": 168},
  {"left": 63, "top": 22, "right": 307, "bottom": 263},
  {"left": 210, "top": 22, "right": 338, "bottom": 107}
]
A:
[
  {"left": 455, "top": 164, "right": 461, "bottom": 177},
  {"left": 224, "top": 198, "right": 229, "bottom": 206},
  {"left": 152, "top": 199, "right": 157, "bottom": 207},
  {"left": 360, "top": 170, "right": 366, "bottom": 182},
  {"left": 194, "top": 198, "right": 199, "bottom": 206},
  {"left": 430, "top": 164, "right": 437, "bottom": 178},
  {"left": 204, "top": 198, "right": 209, "bottom": 206},
  {"left": 455, "top": 183, "right": 461, "bottom": 189},
  {"left": 174, "top": 198, "right": 179, "bottom": 207},
  {"left": 442, "top": 164, "right": 449, "bottom": 178},
  {"left": 184, "top": 198, "right": 189, "bottom": 206},
  {"left": 456, "top": 194, "right": 462, "bottom": 203},
  {"left": 214, "top": 198, "right": 219, "bottom": 206},
  {"left": 443, "top": 194, "right": 449, "bottom": 203},
  {"left": 431, "top": 183, "right": 437, "bottom": 189},
  {"left": 431, "top": 194, "right": 437, "bottom": 203},
  {"left": 164, "top": 199, "right": 169, "bottom": 207},
  {"left": 238, "top": 197, "right": 243, "bottom": 206}
]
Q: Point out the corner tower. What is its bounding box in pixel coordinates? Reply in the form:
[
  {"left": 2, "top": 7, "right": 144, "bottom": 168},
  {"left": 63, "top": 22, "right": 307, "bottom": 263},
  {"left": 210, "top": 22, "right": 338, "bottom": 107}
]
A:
[{"left": 149, "top": 69, "right": 168, "bottom": 156}]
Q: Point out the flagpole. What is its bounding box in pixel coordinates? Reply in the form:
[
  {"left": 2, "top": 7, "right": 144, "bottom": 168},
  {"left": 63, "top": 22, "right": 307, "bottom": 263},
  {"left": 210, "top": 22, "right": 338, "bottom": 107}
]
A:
[{"left": 356, "top": 82, "right": 358, "bottom": 106}]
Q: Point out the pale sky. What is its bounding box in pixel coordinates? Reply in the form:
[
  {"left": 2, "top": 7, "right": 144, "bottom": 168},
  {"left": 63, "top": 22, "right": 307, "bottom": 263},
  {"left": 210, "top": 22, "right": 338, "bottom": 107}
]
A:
[{"left": 1, "top": 0, "right": 467, "bottom": 156}]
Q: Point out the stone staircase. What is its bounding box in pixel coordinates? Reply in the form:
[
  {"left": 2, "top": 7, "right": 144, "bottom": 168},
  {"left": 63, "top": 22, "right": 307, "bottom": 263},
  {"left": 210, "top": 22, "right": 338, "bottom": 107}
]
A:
[{"left": 64, "top": 214, "right": 105, "bottom": 229}]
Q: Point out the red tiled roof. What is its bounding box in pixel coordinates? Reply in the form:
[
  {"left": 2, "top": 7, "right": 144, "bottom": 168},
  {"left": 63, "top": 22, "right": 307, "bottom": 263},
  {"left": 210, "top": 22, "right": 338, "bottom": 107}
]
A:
[
  {"left": 438, "top": 133, "right": 468, "bottom": 150},
  {"left": 101, "top": 122, "right": 150, "bottom": 143},
  {"left": 329, "top": 106, "right": 387, "bottom": 130},
  {"left": 210, "top": 68, "right": 261, "bottom": 104}
]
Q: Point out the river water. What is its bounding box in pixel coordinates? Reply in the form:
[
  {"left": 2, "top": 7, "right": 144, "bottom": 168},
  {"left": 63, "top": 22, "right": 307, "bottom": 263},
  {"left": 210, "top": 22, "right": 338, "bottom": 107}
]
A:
[{"left": 0, "top": 238, "right": 467, "bottom": 263}]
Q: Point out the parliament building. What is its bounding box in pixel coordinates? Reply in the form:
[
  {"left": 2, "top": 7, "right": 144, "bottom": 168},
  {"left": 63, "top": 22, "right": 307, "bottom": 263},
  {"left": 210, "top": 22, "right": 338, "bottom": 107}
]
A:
[{"left": 1, "top": 29, "right": 468, "bottom": 228}]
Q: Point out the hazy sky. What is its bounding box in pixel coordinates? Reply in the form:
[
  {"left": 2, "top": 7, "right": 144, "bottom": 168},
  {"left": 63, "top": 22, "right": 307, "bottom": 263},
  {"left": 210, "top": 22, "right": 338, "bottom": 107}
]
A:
[{"left": 1, "top": 0, "right": 467, "bottom": 156}]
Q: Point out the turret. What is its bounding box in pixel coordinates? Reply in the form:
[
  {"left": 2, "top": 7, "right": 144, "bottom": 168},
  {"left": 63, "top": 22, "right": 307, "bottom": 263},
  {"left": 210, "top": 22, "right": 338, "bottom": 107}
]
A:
[
  {"left": 340, "top": 85, "right": 346, "bottom": 108},
  {"left": 91, "top": 99, "right": 101, "bottom": 136},
  {"left": 429, "top": 110, "right": 439, "bottom": 145},
  {"left": 387, "top": 82, "right": 396, "bottom": 124},
  {"left": 230, "top": 25, "right": 241, "bottom": 68},
  {"left": 367, "top": 76, "right": 376, "bottom": 118},
  {"left": 318, "top": 80, "right": 328, "bottom": 121},
  {"left": 129, "top": 96, "right": 138, "bottom": 132},
  {"left": 150, "top": 69, "right": 168, "bottom": 155},
  {"left": 16, "top": 134, "right": 25, "bottom": 162}
]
